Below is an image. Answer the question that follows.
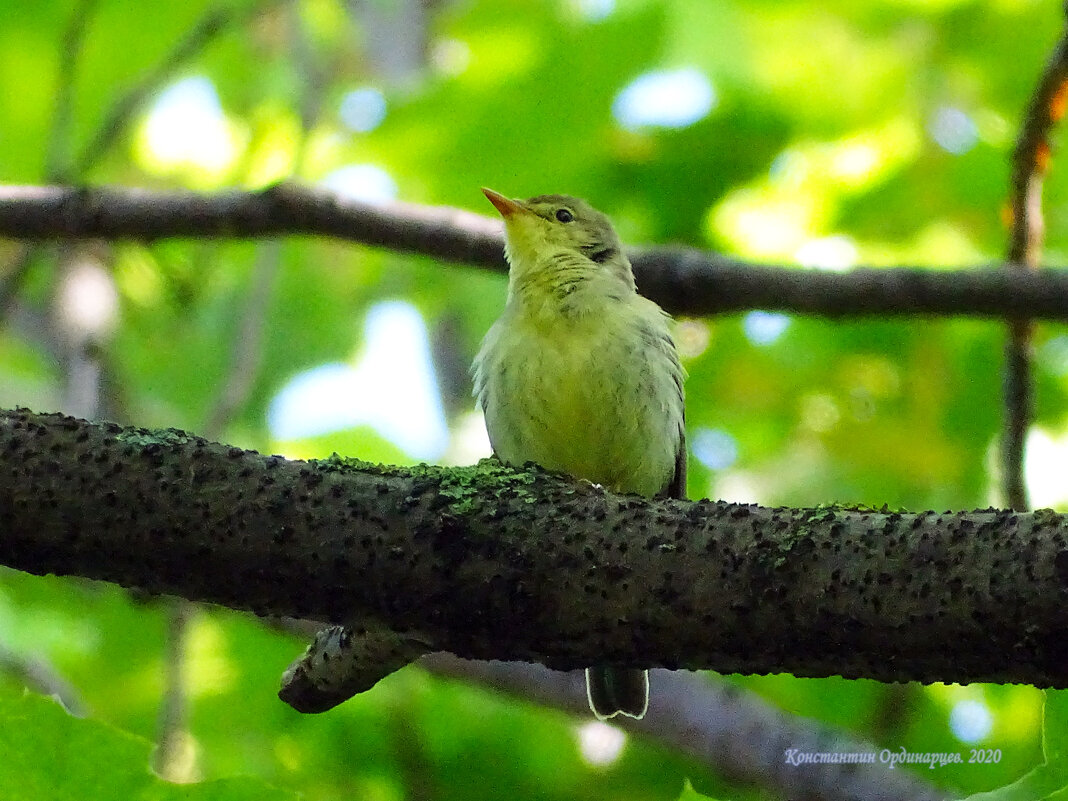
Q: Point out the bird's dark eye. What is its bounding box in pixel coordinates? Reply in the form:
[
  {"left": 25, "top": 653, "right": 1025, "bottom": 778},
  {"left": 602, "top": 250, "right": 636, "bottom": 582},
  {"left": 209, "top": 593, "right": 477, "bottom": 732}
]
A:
[{"left": 555, "top": 208, "right": 574, "bottom": 223}]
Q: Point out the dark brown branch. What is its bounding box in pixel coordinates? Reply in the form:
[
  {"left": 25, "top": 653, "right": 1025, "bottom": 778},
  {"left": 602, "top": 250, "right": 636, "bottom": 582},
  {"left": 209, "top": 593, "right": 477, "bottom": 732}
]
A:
[
  {"left": 6, "top": 184, "right": 1068, "bottom": 321},
  {"left": 1002, "top": 19, "right": 1068, "bottom": 510},
  {"left": 421, "top": 657, "right": 945, "bottom": 801},
  {"left": 4, "top": 407, "right": 1068, "bottom": 689},
  {"left": 0, "top": 183, "right": 505, "bottom": 266}
]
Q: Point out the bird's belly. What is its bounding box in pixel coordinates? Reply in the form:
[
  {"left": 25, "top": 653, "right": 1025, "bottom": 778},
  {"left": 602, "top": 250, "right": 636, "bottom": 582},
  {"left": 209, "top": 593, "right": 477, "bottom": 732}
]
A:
[{"left": 485, "top": 326, "right": 678, "bottom": 497}]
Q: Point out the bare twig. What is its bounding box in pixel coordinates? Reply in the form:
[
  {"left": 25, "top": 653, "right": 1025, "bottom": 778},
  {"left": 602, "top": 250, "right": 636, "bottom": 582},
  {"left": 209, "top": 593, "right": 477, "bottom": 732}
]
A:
[
  {"left": 201, "top": 243, "right": 280, "bottom": 436},
  {"left": 46, "top": 0, "right": 100, "bottom": 182},
  {"left": 152, "top": 600, "right": 194, "bottom": 780},
  {"left": 421, "top": 657, "right": 946, "bottom": 801},
  {"left": 0, "top": 640, "right": 88, "bottom": 718},
  {"left": 1002, "top": 18, "right": 1068, "bottom": 510},
  {"left": 0, "top": 247, "right": 37, "bottom": 317},
  {"left": 9, "top": 184, "right": 1068, "bottom": 321},
  {"left": 73, "top": 6, "right": 236, "bottom": 175},
  {"left": 286, "top": 0, "right": 328, "bottom": 134}
]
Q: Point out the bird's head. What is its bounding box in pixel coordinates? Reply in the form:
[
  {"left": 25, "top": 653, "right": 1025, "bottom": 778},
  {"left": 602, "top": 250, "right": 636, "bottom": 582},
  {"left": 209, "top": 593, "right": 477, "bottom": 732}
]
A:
[{"left": 482, "top": 188, "right": 635, "bottom": 300}]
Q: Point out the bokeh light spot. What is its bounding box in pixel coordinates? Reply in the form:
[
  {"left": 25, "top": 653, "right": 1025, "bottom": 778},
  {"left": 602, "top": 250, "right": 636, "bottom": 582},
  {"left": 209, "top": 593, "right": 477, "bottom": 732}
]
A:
[
  {"left": 795, "top": 235, "right": 858, "bottom": 271},
  {"left": 576, "top": 721, "right": 625, "bottom": 767},
  {"left": 949, "top": 699, "right": 993, "bottom": 743},
  {"left": 573, "top": 0, "right": 615, "bottom": 21},
  {"left": 339, "top": 88, "right": 387, "bottom": 133},
  {"left": 137, "top": 76, "right": 242, "bottom": 179},
  {"left": 675, "top": 319, "right": 711, "bottom": 359},
  {"left": 613, "top": 68, "right": 716, "bottom": 131},
  {"left": 268, "top": 301, "right": 447, "bottom": 459},
  {"left": 692, "top": 427, "right": 739, "bottom": 470},
  {"left": 743, "top": 311, "right": 791, "bottom": 345},
  {"left": 321, "top": 164, "right": 398, "bottom": 204},
  {"left": 929, "top": 106, "right": 978, "bottom": 155}
]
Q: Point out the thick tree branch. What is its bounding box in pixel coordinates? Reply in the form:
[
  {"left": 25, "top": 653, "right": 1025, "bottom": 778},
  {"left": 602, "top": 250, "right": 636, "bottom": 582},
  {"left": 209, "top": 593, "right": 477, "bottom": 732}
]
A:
[
  {"left": 5, "top": 183, "right": 1068, "bottom": 320},
  {"left": 3, "top": 408, "right": 1068, "bottom": 689}
]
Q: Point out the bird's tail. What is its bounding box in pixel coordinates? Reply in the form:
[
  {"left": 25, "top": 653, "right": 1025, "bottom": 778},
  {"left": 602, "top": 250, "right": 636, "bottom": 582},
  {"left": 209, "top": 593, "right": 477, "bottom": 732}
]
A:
[{"left": 585, "top": 667, "right": 649, "bottom": 720}]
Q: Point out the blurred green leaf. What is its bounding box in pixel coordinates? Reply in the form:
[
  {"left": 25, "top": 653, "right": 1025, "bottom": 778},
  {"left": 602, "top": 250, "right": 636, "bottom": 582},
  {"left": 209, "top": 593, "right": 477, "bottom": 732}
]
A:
[
  {"left": 0, "top": 682, "right": 296, "bottom": 801},
  {"left": 960, "top": 690, "right": 1068, "bottom": 801},
  {"left": 675, "top": 778, "right": 719, "bottom": 801}
]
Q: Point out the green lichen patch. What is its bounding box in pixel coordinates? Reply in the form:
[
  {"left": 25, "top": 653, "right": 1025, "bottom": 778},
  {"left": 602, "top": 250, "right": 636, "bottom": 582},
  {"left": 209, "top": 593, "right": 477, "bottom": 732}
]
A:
[
  {"left": 115, "top": 427, "right": 198, "bottom": 449},
  {"left": 312, "top": 452, "right": 385, "bottom": 474},
  {"left": 1033, "top": 508, "right": 1065, "bottom": 529},
  {"left": 432, "top": 458, "right": 541, "bottom": 516}
]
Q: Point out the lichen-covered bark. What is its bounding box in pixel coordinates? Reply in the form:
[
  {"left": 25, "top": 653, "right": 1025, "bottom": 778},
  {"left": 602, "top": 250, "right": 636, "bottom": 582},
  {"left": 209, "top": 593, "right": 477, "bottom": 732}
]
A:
[{"left": 3, "top": 407, "right": 1068, "bottom": 686}]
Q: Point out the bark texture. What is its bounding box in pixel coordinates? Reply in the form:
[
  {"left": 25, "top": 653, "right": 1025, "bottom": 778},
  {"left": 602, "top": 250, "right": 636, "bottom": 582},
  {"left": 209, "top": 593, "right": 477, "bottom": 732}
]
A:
[{"left": 3, "top": 407, "right": 1068, "bottom": 687}]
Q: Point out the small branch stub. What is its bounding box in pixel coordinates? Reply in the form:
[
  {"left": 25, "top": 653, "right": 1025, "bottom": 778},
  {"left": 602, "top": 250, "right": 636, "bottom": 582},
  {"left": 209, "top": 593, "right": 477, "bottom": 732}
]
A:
[{"left": 279, "top": 626, "right": 429, "bottom": 713}]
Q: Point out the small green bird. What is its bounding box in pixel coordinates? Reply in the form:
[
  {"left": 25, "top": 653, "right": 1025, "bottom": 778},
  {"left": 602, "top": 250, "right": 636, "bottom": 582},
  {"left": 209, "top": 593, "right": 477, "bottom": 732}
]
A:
[{"left": 473, "top": 188, "right": 686, "bottom": 720}]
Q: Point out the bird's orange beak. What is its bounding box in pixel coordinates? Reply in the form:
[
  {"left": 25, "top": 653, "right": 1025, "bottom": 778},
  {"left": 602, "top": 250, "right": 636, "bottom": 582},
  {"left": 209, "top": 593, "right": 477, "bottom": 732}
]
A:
[{"left": 482, "top": 187, "right": 528, "bottom": 219}]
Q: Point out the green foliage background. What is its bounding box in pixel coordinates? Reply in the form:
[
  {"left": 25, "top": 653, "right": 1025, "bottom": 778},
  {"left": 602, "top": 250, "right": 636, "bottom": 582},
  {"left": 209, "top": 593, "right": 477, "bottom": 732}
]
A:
[{"left": 2, "top": 0, "right": 1067, "bottom": 798}]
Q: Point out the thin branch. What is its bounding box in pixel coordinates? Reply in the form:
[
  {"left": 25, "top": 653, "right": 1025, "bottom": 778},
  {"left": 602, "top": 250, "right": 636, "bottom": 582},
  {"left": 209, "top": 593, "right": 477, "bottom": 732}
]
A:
[
  {"left": 152, "top": 600, "right": 194, "bottom": 780},
  {"left": 4, "top": 407, "right": 1068, "bottom": 690},
  {"left": 201, "top": 243, "right": 280, "bottom": 436},
  {"left": 4, "top": 0, "right": 99, "bottom": 327},
  {"left": 280, "top": 625, "right": 427, "bottom": 712},
  {"left": 73, "top": 6, "right": 236, "bottom": 176},
  {"left": 0, "top": 640, "right": 88, "bottom": 718},
  {"left": 0, "top": 183, "right": 504, "bottom": 264},
  {"left": 7, "top": 184, "right": 1068, "bottom": 321},
  {"left": 421, "top": 657, "right": 946, "bottom": 801},
  {"left": 45, "top": 0, "right": 100, "bottom": 182},
  {"left": 273, "top": 614, "right": 944, "bottom": 800},
  {"left": 1002, "top": 18, "right": 1068, "bottom": 510},
  {"left": 286, "top": 0, "right": 328, "bottom": 135},
  {"left": 0, "top": 246, "right": 37, "bottom": 317}
]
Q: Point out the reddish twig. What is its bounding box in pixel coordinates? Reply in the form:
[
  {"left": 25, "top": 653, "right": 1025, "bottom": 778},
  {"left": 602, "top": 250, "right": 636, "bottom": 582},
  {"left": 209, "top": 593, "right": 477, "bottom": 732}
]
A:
[{"left": 1002, "top": 19, "right": 1068, "bottom": 510}]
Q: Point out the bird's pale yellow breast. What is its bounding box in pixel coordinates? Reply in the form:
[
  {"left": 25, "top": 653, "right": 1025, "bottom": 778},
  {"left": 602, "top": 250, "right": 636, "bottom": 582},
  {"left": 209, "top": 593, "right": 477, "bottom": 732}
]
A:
[{"left": 474, "top": 293, "right": 683, "bottom": 497}]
